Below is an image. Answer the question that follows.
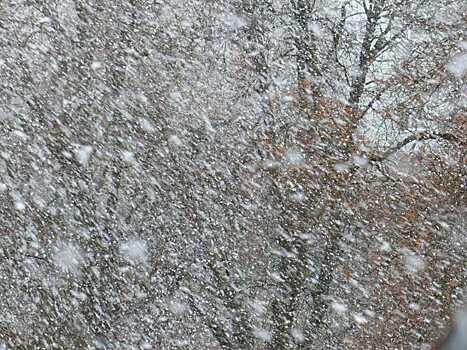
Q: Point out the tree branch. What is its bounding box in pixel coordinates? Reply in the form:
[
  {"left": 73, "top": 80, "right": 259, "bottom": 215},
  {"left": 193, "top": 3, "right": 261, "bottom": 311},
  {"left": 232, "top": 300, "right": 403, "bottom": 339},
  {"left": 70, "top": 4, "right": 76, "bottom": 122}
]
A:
[{"left": 368, "top": 132, "right": 461, "bottom": 162}]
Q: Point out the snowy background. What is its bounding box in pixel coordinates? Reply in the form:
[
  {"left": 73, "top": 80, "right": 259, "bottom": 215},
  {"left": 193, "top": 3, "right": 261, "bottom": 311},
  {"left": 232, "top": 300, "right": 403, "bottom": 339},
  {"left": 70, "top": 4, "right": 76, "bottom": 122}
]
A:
[{"left": 0, "top": 0, "right": 465, "bottom": 349}]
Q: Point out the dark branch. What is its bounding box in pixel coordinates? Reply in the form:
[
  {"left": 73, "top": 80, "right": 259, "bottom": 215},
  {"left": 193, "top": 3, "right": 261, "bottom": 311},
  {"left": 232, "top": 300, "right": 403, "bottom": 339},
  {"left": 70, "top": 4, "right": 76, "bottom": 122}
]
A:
[{"left": 368, "top": 132, "right": 461, "bottom": 162}]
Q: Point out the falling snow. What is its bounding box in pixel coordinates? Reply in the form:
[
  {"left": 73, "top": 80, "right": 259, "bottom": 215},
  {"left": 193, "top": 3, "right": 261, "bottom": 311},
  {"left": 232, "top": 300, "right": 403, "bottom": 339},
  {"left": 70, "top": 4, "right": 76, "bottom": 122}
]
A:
[
  {"left": 53, "top": 243, "right": 83, "bottom": 275},
  {"left": 0, "top": 0, "right": 465, "bottom": 349},
  {"left": 74, "top": 145, "right": 93, "bottom": 167},
  {"left": 120, "top": 239, "right": 149, "bottom": 265}
]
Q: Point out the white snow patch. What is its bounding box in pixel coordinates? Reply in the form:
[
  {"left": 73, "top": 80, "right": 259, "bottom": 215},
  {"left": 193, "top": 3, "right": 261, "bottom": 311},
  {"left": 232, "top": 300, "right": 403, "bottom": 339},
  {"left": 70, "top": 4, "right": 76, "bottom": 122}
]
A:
[
  {"left": 168, "top": 134, "right": 183, "bottom": 147},
  {"left": 169, "top": 300, "right": 188, "bottom": 315},
  {"left": 38, "top": 17, "right": 52, "bottom": 24},
  {"left": 401, "top": 248, "right": 425, "bottom": 273},
  {"left": 14, "top": 200, "right": 26, "bottom": 211},
  {"left": 331, "top": 301, "right": 348, "bottom": 314},
  {"left": 364, "top": 309, "right": 375, "bottom": 318},
  {"left": 249, "top": 300, "right": 267, "bottom": 315},
  {"left": 62, "top": 150, "right": 73, "bottom": 159},
  {"left": 136, "top": 93, "right": 148, "bottom": 104},
  {"left": 310, "top": 23, "right": 323, "bottom": 37},
  {"left": 335, "top": 162, "right": 350, "bottom": 172},
  {"left": 290, "top": 191, "right": 306, "bottom": 202},
  {"left": 223, "top": 13, "right": 246, "bottom": 29},
  {"left": 252, "top": 327, "right": 271, "bottom": 341},
  {"left": 283, "top": 148, "right": 305, "bottom": 167},
  {"left": 71, "top": 289, "right": 87, "bottom": 301},
  {"left": 447, "top": 48, "right": 467, "bottom": 79},
  {"left": 353, "top": 313, "right": 368, "bottom": 324},
  {"left": 263, "top": 159, "right": 281, "bottom": 169},
  {"left": 269, "top": 272, "right": 285, "bottom": 282},
  {"left": 75, "top": 145, "right": 93, "bottom": 166},
  {"left": 438, "top": 221, "right": 450, "bottom": 229},
  {"left": 12, "top": 130, "right": 29, "bottom": 141},
  {"left": 202, "top": 115, "right": 215, "bottom": 134},
  {"left": 91, "top": 61, "right": 103, "bottom": 71},
  {"left": 449, "top": 312, "right": 467, "bottom": 350},
  {"left": 54, "top": 243, "right": 83, "bottom": 274},
  {"left": 351, "top": 155, "right": 369, "bottom": 168},
  {"left": 121, "top": 151, "right": 136, "bottom": 164},
  {"left": 120, "top": 239, "right": 148, "bottom": 265},
  {"left": 380, "top": 241, "right": 392, "bottom": 252},
  {"left": 291, "top": 328, "right": 305, "bottom": 343},
  {"left": 140, "top": 118, "right": 154, "bottom": 132},
  {"left": 0, "top": 183, "right": 7, "bottom": 192}
]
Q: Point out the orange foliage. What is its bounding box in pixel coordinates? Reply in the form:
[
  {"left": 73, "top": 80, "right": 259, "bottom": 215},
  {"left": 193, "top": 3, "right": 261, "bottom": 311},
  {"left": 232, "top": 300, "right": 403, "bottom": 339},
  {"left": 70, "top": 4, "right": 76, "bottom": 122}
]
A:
[{"left": 452, "top": 112, "right": 466, "bottom": 133}]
